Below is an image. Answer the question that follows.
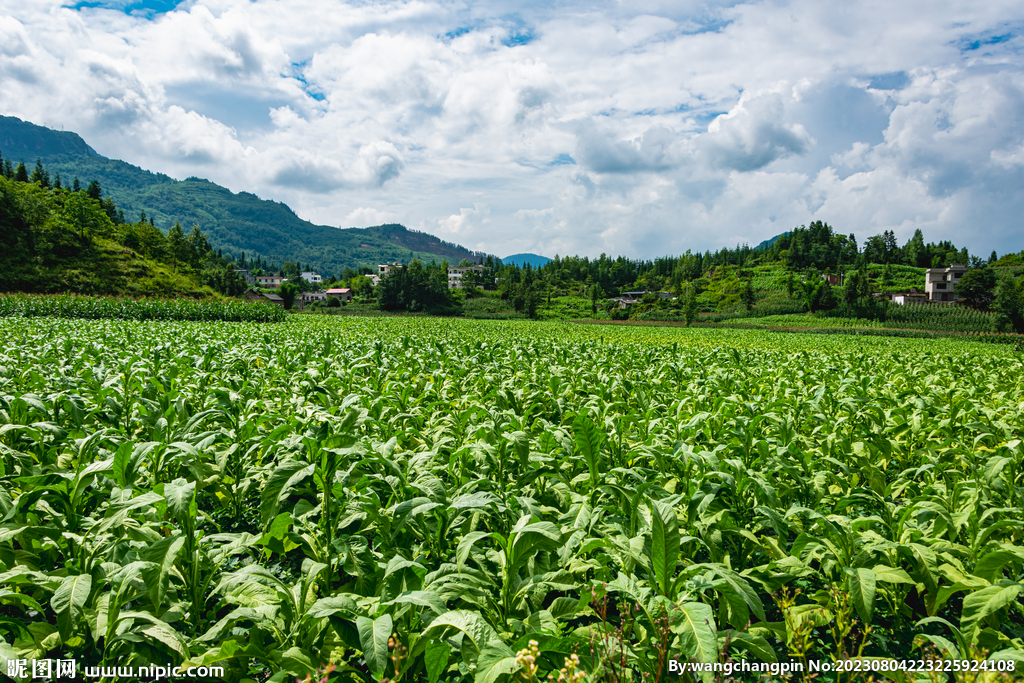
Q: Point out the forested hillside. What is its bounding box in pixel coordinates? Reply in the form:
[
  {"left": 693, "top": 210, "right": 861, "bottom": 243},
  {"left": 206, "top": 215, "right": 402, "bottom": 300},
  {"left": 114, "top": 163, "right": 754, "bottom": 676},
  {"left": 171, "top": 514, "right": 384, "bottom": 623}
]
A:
[
  {"left": 0, "top": 160, "right": 245, "bottom": 297},
  {"left": 0, "top": 116, "right": 487, "bottom": 276}
]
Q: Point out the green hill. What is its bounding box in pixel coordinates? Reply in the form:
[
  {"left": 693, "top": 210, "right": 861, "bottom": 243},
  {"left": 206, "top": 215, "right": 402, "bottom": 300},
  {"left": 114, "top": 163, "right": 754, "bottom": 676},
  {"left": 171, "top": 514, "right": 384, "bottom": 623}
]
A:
[
  {"left": 0, "top": 116, "right": 487, "bottom": 276},
  {"left": 0, "top": 174, "right": 244, "bottom": 297}
]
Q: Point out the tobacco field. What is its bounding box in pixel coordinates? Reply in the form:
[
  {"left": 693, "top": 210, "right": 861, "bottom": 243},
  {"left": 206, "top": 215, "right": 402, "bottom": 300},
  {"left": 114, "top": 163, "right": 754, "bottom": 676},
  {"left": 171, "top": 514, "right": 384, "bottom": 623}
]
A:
[{"left": 0, "top": 316, "right": 1022, "bottom": 682}]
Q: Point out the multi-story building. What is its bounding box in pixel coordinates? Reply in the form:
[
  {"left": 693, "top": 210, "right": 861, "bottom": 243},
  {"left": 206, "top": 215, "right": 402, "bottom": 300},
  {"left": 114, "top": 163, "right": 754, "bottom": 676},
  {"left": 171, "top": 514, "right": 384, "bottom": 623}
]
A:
[
  {"left": 300, "top": 271, "right": 322, "bottom": 285},
  {"left": 924, "top": 264, "right": 968, "bottom": 302},
  {"left": 378, "top": 263, "right": 403, "bottom": 278},
  {"left": 256, "top": 275, "right": 285, "bottom": 289},
  {"left": 234, "top": 269, "right": 256, "bottom": 287},
  {"left": 300, "top": 291, "right": 328, "bottom": 306},
  {"left": 447, "top": 264, "right": 485, "bottom": 289}
]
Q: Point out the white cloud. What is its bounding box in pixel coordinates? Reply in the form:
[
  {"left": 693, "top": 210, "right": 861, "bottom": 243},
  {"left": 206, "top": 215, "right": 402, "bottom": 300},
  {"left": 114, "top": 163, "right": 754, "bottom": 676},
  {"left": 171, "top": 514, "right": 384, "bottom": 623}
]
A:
[{"left": 2, "top": 0, "right": 1024, "bottom": 258}]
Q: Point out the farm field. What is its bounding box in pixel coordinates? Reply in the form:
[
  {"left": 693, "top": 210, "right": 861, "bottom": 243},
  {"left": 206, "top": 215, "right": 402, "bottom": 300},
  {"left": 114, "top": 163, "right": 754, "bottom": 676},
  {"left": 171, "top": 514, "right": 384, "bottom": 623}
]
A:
[{"left": 0, "top": 316, "right": 1022, "bottom": 682}]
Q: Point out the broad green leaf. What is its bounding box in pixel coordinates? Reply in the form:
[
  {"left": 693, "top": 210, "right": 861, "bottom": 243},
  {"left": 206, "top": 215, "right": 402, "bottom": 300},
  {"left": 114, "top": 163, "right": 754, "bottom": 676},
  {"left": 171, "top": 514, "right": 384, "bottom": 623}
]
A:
[
  {"left": 260, "top": 460, "right": 315, "bottom": 527},
  {"left": 649, "top": 499, "right": 679, "bottom": 597},
  {"left": 973, "top": 548, "right": 1024, "bottom": 583},
  {"left": 425, "top": 640, "right": 451, "bottom": 683},
  {"left": 50, "top": 574, "right": 92, "bottom": 640},
  {"left": 457, "top": 531, "right": 492, "bottom": 572},
  {"left": 141, "top": 534, "right": 186, "bottom": 611},
  {"left": 674, "top": 601, "right": 718, "bottom": 672},
  {"left": 385, "top": 590, "right": 447, "bottom": 616},
  {"left": 572, "top": 415, "right": 605, "bottom": 490},
  {"left": 846, "top": 567, "right": 877, "bottom": 624},
  {"left": 960, "top": 584, "right": 1024, "bottom": 641},
  {"left": 477, "top": 645, "right": 520, "bottom": 683},
  {"left": 307, "top": 594, "right": 361, "bottom": 619},
  {"left": 356, "top": 613, "right": 393, "bottom": 679},
  {"left": 423, "top": 610, "right": 505, "bottom": 657},
  {"left": 163, "top": 478, "right": 196, "bottom": 523}
]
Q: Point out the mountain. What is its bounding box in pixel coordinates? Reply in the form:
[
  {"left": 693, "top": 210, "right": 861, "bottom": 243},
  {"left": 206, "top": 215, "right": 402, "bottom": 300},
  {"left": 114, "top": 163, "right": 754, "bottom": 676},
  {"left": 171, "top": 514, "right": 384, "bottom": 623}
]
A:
[
  {"left": 0, "top": 116, "right": 487, "bottom": 276},
  {"left": 502, "top": 253, "right": 552, "bottom": 268},
  {"left": 755, "top": 232, "right": 788, "bottom": 251}
]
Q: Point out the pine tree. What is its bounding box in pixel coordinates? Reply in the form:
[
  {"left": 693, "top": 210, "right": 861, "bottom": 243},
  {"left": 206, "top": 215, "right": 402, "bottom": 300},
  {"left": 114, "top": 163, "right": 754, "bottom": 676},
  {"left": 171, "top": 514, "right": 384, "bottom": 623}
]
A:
[
  {"left": 53, "top": 173, "right": 62, "bottom": 190},
  {"left": 741, "top": 278, "right": 756, "bottom": 311},
  {"left": 3, "top": 159, "right": 13, "bottom": 179},
  {"left": 14, "top": 162, "right": 29, "bottom": 182},
  {"left": 72, "top": 177, "right": 81, "bottom": 192},
  {"left": 30, "top": 159, "right": 49, "bottom": 188},
  {"left": 86, "top": 180, "right": 101, "bottom": 200}
]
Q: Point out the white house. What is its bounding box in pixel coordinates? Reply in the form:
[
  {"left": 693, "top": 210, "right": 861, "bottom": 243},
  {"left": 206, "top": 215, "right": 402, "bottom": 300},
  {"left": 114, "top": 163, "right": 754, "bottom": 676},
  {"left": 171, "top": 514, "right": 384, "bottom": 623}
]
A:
[
  {"left": 300, "top": 271, "right": 323, "bottom": 285},
  {"left": 448, "top": 264, "right": 485, "bottom": 289},
  {"left": 924, "top": 264, "right": 967, "bottom": 302},
  {"left": 300, "top": 291, "right": 328, "bottom": 306}
]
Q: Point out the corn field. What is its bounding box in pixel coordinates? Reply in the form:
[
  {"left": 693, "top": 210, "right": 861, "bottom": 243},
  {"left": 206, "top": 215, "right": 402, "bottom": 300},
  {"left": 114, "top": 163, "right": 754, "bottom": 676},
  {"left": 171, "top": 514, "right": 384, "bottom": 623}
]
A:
[{"left": 0, "top": 316, "right": 1021, "bottom": 682}]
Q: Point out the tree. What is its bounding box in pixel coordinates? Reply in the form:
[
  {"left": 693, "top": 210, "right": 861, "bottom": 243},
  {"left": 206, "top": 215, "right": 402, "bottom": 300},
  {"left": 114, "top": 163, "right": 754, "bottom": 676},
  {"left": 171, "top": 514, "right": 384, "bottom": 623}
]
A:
[
  {"left": 956, "top": 267, "right": 998, "bottom": 309},
  {"left": 683, "top": 285, "right": 699, "bottom": 326},
  {"left": 904, "top": 229, "right": 926, "bottom": 267},
  {"left": 378, "top": 259, "right": 459, "bottom": 313},
  {"left": 278, "top": 282, "right": 298, "bottom": 310},
  {"left": 992, "top": 276, "right": 1024, "bottom": 333},
  {"left": 14, "top": 163, "right": 28, "bottom": 183},
  {"left": 787, "top": 272, "right": 795, "bottom": 298},
  {"left": 29, "top": 159, "right": 49, "bottom": 188},
  {"left": 86, "top": 180, "right": 102, "bottom": 200},
  {"left": 741, "top": 278, "right": 755, "bottom": 312},
  {"left": 843, "top": 270, "right": 860, "bottom": 305},
  {"left": 167, "top": 222, "right": 188, "bottom": 269},
  {"left": 813, "top": 282, "right": 838, "bottom": 311}
]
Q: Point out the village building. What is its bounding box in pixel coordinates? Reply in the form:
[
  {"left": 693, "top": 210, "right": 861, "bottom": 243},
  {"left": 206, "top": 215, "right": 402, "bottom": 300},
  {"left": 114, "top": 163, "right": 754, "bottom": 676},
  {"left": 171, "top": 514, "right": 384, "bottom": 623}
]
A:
[
  {"left": 378, "top": 263, "right": 403, "bottom": 278},
  {"left": 325, "top": 287, "right": 353, "bottom": 302},
  {"left": 447, "top": 264, "right": 484, "bottom": 288},
  {"left": 243, "top": 289, "right": 284, "bottom": 306},
  {"left": 234, "top": 269, "right": 256, "bottom": 287},
  {"left": 924, "top": 264, "right": 968, "bottom": 302},
  {"left": 256, "top": 275, "right": 284, "bottom": 289},
  {"left": 300, "top": 271, "right": 323, "bottom": 285},
  {"left": 300, "top": 291, "right": 328, "bottom": 306}
]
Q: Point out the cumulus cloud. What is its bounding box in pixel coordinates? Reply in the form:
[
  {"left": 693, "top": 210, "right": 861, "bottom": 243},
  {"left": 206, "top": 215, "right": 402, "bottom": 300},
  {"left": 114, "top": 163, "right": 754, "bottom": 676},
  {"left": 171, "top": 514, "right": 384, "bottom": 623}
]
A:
[
  {"left": 700, "top": 94, "right": 814, "bottom": 172},
  {"left": 2, "top": 0, "right": 1024, "bottom": 258}
]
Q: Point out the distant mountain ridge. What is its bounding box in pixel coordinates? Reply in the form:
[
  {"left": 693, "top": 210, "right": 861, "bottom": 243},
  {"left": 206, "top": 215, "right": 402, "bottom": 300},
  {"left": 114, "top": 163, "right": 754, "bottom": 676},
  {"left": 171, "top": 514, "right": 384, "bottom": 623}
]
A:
[
  {"left": 0, "top": 115, "right": 488, "bottom": 276},
  {"left": 755, "top": 232, "right": 789, "bottom": 251},
  {"left": 502, "top": 253, "right": 552, "bottom": 268}
]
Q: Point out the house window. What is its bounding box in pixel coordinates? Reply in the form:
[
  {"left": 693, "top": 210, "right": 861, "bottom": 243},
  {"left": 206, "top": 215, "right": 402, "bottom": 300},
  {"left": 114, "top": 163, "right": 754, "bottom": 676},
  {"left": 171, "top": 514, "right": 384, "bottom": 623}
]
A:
[{"left": 936, "top": 283, "right": 946, "bottom": 290}]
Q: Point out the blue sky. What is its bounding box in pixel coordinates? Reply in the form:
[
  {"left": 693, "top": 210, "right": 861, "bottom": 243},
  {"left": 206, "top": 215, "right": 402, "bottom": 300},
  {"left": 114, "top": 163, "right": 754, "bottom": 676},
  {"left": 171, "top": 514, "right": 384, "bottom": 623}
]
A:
[{"left": 2, "top": 0, "right": 1024, "bottom": 258}]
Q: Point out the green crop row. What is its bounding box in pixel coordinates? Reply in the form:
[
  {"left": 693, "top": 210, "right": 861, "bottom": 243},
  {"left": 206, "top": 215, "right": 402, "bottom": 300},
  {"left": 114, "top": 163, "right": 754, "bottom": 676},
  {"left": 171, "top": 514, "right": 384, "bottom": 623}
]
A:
[{"left": 0, "top": 293, "right": 287, "bottom": 323}]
